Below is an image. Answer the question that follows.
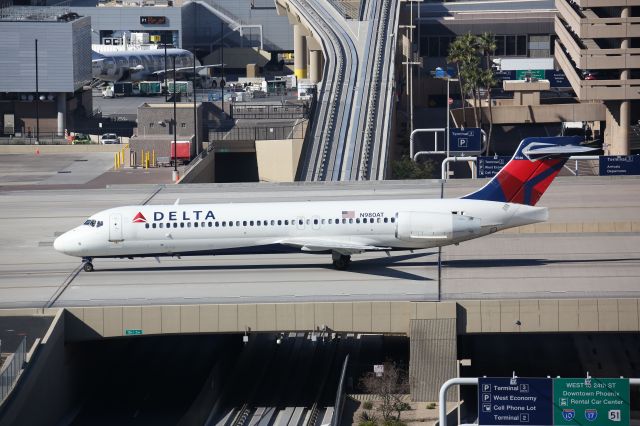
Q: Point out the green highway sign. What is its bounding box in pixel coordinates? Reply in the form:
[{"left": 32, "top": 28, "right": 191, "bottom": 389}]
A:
[
  {"left": 553, "top": 378, "right": 629, "bottom": 425},
  {"left": 516, "top": 69, "right": 546, "bottom": 80},
  {"left": 125, "top": 329, "right": 143, "bottom": 335}
]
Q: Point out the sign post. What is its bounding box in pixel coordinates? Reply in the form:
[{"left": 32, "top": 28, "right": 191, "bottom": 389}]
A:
[
  {"left": 478, "top": 377, "right": 553, "bottom": 425},
  {"left": 553, "top": 378, "right": 629, "bottom": 425}
]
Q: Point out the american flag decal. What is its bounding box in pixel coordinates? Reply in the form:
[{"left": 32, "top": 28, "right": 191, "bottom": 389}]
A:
[{"left": 341, "top": 210, "right": 355, "bottom": 219}]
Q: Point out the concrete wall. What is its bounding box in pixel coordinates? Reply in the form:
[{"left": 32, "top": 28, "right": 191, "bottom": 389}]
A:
[
  {"left": 255, "top": 138, "right": 303, "bottom": 182},
  {"left": 409, "top": 318, "right": 457, "bottom": 402},
  {"left": 179, "top": 149, "right": 215, "bottom": 183},
  {"left": 450, "top": 102, "right": 606, "bottom": 126},
  {"left": 457, "top": 299, "right": 640, "bottom": 333},
  {"left": 51, "top": 298, "right": 640, "bottom": 341},
  {"left": 137, "top": 102, "right": 206, "bottom": 144},
  {"left": 0, "top": 311, "right": 78, "bottom": 426},
  {"left": 72, "top": 6, "right": 183, "bottom": 46},
  {"left": 0, "top": 17, "right": 92, "bottom": 93},
  {"left": 182, "top": 1, "right": 293, "bottom": 51}
]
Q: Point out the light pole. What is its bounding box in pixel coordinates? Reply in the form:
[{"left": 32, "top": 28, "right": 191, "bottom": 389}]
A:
[
  {"left": 35, "top": 38, "right": 40, "bottom": 144},
  {"left": 172, "top": 55, "right": 179, "bottom": 183},
  {"left": 164, "top": 42, "right": 168, "bottom": 101},
  {"left": 192, "top": 50, "right": 198, "bottom": 156},
  {"left": 192, "top": 8, "right": 198, "bottom": 156}
]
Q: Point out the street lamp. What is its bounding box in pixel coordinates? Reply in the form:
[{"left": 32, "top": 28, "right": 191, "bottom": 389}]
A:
[
  {"left": 35, "top": 38, "right": 40, "bottom": 145},
  {"left": 172, "top": 55, "right": 179, "bottom": 183}
]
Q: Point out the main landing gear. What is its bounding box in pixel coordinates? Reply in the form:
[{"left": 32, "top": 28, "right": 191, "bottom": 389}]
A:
[
  {"left": 82, "top": 257, "right": 94, "bottom": 272},
  {"left": 332, "top": 252, "right": 351, "bottom": 270}
]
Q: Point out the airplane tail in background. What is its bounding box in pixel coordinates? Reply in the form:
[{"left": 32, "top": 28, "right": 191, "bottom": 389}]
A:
[{"left": 463, "top": 136, "right": 597, "bottom": 206}]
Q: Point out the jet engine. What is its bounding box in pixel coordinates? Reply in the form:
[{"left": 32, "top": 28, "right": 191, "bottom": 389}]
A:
[{"left": 395, "top": 211, "right": 481, "bottom": 242}]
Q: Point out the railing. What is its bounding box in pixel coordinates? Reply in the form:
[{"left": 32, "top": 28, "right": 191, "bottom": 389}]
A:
[
  {"left": 0, "top": 134, "right": 68, "bottom": 145},
  {"left": 0, "top": 336, "right": 26, "bottom": 403},
  {"left": 209, "top": 124, "right": 306, "bottom": 141},
  {"left": 230, "top": 103, "right": 309, "bottom": 120}
]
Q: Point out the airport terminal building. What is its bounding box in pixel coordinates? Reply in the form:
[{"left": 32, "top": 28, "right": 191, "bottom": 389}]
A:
[{"left": 0, "top": 7, "right": 92, "bottom": 137}]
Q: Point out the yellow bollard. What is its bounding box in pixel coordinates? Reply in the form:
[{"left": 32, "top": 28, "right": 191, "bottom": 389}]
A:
[
  {"left": 114, "top": 153, "right": 118, "bottom": 169},
  {"left": 146, "top": 152, "right": 150, "bottom": 169},
  {"left": 152, "top": 150, "right": 156, "bottom": 167},
  {"left": 141, "top": 149, "right": 145, "bottom": 168}
]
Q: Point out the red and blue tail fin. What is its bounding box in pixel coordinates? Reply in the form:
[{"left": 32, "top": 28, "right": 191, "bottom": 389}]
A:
[{"left": 463, "top": 136, "right": 596, "bottom": 206}]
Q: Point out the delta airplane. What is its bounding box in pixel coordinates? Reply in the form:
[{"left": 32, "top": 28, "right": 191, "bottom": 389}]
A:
[
  {"left": 92, "top": 48, "right": 220, "bottom": 84},
  {"left": 54, "top": 136, "right": 595, "bottom": 272}
]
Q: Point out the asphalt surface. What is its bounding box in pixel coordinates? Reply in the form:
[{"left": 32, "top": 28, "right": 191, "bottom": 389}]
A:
[
  {"left": 0, "top": 177, "right": 638, "bottom": 308},
  {"left": 0, "top": 316, "right": 53, "bottom": 353}
]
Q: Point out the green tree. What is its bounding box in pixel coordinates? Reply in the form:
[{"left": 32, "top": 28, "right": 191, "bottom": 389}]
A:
[
  {"left": 446, "top": 38, "right": 468, "bottom": 124},
  {"left": 447, "top": 33, "right": 479, "bottom": 126},
  {"left": 391, "top": 156, "right": 436, "bottom": 179},
  {"left": 476, "top": 32, "right": 497, "bottom": 154}
]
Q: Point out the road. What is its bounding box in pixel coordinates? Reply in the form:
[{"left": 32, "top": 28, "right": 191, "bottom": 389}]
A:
[{"left": 0, "top": 177, "right": 638, "bottom": 308}]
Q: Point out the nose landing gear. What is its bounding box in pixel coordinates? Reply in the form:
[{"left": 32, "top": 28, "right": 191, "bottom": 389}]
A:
[
  {"left": 332, "top": 252, "right": 351, "bottom": 270},
  {"left": 82, "top": 257, "right": 94, "bottom": 272}
]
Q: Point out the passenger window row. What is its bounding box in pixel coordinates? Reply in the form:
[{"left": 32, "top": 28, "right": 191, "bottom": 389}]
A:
[{"left": 143, "top": 216, "right": 396, "bottom": 229}]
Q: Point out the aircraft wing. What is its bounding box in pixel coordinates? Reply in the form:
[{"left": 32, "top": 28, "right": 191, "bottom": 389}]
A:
[{"left": 278, "top": 238, "right": 390, "bottom": 255}]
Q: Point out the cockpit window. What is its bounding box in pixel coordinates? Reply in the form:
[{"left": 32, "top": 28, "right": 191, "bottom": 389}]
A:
[{"left": 83, "top": 219, "right": 98, "bottom": 227}]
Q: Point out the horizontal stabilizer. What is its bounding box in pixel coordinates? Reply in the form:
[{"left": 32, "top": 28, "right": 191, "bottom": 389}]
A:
[{"left": 522, "top": 144, "right": 598, "bottom": 156}]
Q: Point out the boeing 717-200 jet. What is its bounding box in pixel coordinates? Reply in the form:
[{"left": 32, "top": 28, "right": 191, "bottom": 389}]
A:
[{"left": 54, "top": 136, "right": 594, "bottom": 271}]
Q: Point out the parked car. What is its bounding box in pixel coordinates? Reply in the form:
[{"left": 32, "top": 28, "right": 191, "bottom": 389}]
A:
[
  {"left": 71, "top": 133, "right": 91, "bottom": 144},
  {"left": 100, "top": 133, "right": 120, "bottom": 144}
]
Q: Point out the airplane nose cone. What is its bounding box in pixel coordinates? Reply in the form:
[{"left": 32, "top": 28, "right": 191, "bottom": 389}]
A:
[
  {"left": 54, "top": 231, "right": 77, "bottom": 255},
  {"left": 53, "top": 233, "right": 67, "bottom": 253}
]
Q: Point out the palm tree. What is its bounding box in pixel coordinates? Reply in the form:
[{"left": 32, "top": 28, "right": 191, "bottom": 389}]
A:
[
  {"left": 476, "top": 33, "right": 497, "bottom": 154},
  {"left": 447, "top": 38, "right": 467, "bottom": 124},
  {"left": 460, "top": 53, "right": 481, "bottom": 127}
]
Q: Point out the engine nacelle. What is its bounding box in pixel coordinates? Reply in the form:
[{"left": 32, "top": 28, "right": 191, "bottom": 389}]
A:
[{"left": 395, "top": 211, "right": 481, "bottom": 242}]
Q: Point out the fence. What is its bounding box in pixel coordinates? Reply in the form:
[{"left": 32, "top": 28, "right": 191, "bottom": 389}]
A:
[
  {"left": 209, "top": 124, "right": 306, "bottom": 141},
  {"left": 230, "top": 103, "right": 309, "bottom": 120},
  {"left": 0, "top": 336, "right": 26, "bottom": 402},
  {"left": 0, "top": 133, "right": 68, "bottom": 145}
]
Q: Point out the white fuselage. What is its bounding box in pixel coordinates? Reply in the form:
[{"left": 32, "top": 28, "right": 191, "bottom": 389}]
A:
[
  {"left": 91, "top": 48, "right": 196, "bottom": 83},
  {"left": 53, "top": 198, "right": 548, "bottom": 259}
]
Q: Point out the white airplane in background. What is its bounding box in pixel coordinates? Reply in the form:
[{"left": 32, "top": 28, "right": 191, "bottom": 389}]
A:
[
  {"left": 92, "top": 48, "right": 222, "bottom": 84},
  {"left": 54, "top": 136, "right": 595, "bottom": 272}
]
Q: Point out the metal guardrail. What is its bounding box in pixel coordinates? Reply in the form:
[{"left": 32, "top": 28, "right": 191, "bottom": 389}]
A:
[
  {"left": 0, "top": 336, "right": 26, "bottom": 403},
  {"left": 230, "top": 103, "right": 309, "bottom": 120},
  {"left": 331, "top": 354, "right": 349, "bottom": 426},
  {"left": 0, "top": 134, "right": 68, "bottom": 145},
  {"left": 209, "top": 124, "right": 306, "bottom": 141}
]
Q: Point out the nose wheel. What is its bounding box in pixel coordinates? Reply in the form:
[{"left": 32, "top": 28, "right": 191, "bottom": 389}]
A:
[
  {"left": 82, "top": 258, "right": 94, "bottom": 272},
  {"left": 332, "top": 252, "right": 351, "bottom": 270}
]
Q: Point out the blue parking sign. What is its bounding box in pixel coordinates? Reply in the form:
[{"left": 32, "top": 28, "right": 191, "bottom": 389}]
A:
[
  {"left": 449, "top": 127, "right": 482, "bottom": 154},
  {"left": 478, "top": 378, "right": 553, "bottom": 425}
]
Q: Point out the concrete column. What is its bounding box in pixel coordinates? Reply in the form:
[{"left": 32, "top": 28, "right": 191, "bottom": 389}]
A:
[
  {"left": 309, "top": 50, "right": 321, "bottom": 83},
  {"left": 293, "top": 25, "right": 307, "bottom": 79},
  {"left": 56, "top": 93, "right": 66, "bottom": 137},
  {"left": 610, "top": 6, "right": 631, "bottom": 155}
]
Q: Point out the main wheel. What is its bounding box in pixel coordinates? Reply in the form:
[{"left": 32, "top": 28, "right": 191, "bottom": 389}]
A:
[
  {"left": 332, "top": 254, "right": 351, "bottom": 270},
  {"left": 83, "top": 262, "right": 94, "bottom": 272}
]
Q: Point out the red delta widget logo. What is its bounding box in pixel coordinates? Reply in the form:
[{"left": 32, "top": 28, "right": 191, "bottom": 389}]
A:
[
  {"left": 132, "top": 212, "right": 147, "bottom": 223},
  {"left": 133, "top": 210, "right": 217, "bottom": 223}
]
